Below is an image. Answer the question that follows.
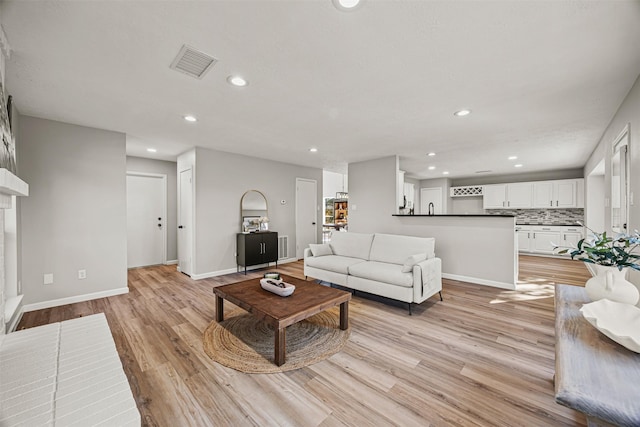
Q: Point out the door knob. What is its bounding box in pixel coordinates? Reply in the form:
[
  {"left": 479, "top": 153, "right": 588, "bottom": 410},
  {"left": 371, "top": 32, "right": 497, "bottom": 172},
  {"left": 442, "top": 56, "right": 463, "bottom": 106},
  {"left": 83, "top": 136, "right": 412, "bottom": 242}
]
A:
[
  {"left": 312, "top": 222, "right": 316, "bottom": 225},
  {"left": 178, "top": 225, "right": 184, "bottom": 229}
]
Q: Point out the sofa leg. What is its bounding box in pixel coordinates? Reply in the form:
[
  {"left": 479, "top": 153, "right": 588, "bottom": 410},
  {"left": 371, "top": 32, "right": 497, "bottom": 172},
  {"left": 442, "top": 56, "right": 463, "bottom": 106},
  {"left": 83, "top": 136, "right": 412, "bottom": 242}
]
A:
[
  {"left": 439, "top": 291, "right": 443, "bottom": 301},
  {"left": 408, "top": 303, "right": 412, "bottom": 316}
]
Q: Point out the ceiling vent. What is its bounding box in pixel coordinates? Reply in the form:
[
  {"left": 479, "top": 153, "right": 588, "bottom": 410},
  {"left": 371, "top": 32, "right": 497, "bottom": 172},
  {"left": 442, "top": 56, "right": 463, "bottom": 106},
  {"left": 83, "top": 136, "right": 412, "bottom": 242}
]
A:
[{"left": 170, "top": 45, "right": 217, "bottom": 79}]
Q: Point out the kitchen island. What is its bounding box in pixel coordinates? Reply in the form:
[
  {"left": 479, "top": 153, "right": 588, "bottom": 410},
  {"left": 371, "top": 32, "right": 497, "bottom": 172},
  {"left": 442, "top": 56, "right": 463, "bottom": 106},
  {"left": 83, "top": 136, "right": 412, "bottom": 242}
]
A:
[{"left": 386, "top": 214, "right": 517, "bottom": 289}]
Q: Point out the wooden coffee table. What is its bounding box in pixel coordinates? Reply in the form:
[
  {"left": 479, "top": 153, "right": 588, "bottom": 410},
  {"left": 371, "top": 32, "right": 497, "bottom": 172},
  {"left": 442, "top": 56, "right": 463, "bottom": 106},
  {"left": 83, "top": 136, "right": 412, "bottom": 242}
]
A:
[{"left": 212, "top": 275, "right": 351, "bottom": 366}]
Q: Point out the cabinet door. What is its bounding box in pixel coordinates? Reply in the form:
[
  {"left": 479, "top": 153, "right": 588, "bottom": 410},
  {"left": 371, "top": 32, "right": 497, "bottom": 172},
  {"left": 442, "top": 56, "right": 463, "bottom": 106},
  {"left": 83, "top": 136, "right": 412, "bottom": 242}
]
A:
[
  {"left": 532, "top": 231, "right": 561, "bottom": 254},
  {"left": 507, "top": 183, "right": 532, "bottom": 208},
  {"left": 483, "top": 184, "right": 507, "bottom": 209},
  {"left": 397, "top": 171, "right": 405, "bottom": 209},
  {"left": 533, "top": 182, "right": 554, "bottom": 208},
  {"left": 556, "top": 180, "right": 577, "bottom": 208},
  {"left": 262, "top": 232, "right": 278, "bottom": 263},
  {"left": 404, "top": 183, "right": 415, "bottom": 208},
  {"left": 244, "top": 233, "right": 263, "bottom": 266},
  {"left": 517, "top": 230, "right": 531, "bottom": 252},
  {"left": 562, "top": 232, "right": 582, "bottom": 250}
]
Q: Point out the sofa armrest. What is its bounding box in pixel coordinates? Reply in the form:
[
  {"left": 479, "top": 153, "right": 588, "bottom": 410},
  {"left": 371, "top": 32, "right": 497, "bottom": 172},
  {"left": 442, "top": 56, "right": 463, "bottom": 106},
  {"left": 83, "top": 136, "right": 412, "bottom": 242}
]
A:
[
  {"left": 413, "top": 257, "right": 442, "bottom": 303},
  {"left": 304, "top": 247, "right": 313, "bottom": 260}
]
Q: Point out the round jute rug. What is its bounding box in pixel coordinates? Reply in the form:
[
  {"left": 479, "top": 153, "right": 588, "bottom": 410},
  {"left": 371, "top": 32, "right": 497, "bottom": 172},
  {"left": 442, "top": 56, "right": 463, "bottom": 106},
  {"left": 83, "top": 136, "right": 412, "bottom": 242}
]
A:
[{"left": 202, "top": 308, "right": 350, "bottom": 373}]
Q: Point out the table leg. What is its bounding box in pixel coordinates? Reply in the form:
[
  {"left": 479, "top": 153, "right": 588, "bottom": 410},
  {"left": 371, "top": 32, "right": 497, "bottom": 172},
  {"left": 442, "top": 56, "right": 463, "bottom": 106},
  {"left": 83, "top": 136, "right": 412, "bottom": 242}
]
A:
[
  {"left": 275, "top": 327, "right": 286, "bottom": 366},
  {"left": 215, "top": 296, "right": 224, "bottom": 322},
  {"left": 340, "top": 301, "right": 349, "bottom": 330}
]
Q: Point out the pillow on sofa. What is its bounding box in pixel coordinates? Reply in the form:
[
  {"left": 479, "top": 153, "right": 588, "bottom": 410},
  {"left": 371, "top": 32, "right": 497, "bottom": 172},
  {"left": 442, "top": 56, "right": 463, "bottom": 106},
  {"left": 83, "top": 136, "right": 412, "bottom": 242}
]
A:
[
  {"left": 401, "top": 253, "right": 428, "bottom": 273},
  {"left": 309, "top": 243, "right": 333, "bottom": 257}
]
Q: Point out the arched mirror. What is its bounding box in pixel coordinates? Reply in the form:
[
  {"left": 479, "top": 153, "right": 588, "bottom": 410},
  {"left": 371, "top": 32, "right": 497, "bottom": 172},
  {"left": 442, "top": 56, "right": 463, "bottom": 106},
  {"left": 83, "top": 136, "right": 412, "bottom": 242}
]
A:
[{"left": 240, "top": 190, "right": 268, "bottom": 232}]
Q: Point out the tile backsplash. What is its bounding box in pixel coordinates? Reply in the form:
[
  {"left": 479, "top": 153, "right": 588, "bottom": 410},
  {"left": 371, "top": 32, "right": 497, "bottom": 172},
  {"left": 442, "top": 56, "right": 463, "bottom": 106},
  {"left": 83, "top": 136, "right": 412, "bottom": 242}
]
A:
[{"left": 486, "top": 208, "right": 584, "bottom": 224}]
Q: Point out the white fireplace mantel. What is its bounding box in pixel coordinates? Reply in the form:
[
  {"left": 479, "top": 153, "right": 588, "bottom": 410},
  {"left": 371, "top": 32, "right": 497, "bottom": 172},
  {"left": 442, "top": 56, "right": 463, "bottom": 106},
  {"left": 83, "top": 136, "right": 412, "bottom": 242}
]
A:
[
  {"left": 0, "top": 168, "right": 28, "bottom": 197},
  {"left": 0, "top": 168, "right": 28, "bottom": 335}
]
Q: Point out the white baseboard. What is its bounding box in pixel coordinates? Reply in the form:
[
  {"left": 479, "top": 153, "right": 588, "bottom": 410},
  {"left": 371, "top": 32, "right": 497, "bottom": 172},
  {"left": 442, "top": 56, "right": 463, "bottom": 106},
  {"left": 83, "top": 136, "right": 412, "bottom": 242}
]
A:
[
  {"left": 442, "top": 273, "right": 516, "bottom": 290},
  {"left": 22, "top": 287, "right": 130, "bottom": 313},
  {"left": 165, "top": 259, "right": 178, "bottom": 265},
  {"left": 190, "top": 258, "right": 299, "bottom": 280},
  {"left": 191, "top": 267, "right": 239, "bottom": 280}
]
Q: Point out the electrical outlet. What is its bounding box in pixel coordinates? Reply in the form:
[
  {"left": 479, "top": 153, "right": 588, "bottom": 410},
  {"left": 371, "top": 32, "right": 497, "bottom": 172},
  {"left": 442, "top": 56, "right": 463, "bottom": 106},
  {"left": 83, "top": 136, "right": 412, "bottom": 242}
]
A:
[
  {"left": 43, "top": 274, "right": 54, "bottom": 285},
  {"left": 78, "top": 269, "right": 87, "bottom": 280}
]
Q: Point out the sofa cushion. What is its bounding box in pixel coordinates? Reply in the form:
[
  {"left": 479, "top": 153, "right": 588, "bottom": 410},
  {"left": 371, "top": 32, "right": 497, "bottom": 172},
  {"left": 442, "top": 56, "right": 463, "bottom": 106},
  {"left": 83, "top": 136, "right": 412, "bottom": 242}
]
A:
[
  {"left": 348, "top": 261, "right": 413, "bottom": 288},
  {"left": 305, "top": 255, "right": 366, "bottom": 275},
  {"left": 369, "top": 234, "right": 435, "bottom": 265},
  {"left": 329, "top": 232, "right": 374, "bottom": 260},
  {"left": 309, "top": 243, "right": 333, "bottom": 257},
  {"left": 401, "top": 253, "right": 428, "bottom": 273}
]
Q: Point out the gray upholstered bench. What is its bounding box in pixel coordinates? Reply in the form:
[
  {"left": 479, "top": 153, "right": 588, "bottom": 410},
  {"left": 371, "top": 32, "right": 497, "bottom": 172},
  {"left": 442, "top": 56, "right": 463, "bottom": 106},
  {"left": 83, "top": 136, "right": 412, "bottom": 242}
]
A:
[{"left": 555, "top": 284, "right": 640, "bottom": 426}]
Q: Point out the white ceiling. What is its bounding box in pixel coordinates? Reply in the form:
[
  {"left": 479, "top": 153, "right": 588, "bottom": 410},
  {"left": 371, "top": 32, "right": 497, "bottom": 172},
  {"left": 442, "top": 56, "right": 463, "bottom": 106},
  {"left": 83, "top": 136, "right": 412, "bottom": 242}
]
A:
[{"left": 2, "top": 1, "right": 640, "bottom": 179}]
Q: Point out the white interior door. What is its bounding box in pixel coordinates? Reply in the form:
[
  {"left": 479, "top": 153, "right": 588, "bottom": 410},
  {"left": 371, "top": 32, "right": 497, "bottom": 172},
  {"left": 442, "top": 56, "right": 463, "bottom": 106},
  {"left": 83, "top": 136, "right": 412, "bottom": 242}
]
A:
[
  {"left": 420, "top": 187, "right": 443, "bottom": 214},
  {"left": 178, "top": 168, "right": 193, "bottom": 275},
  {"left": 296, "top": 178, "right": 318, "bottom": 259},
  {"left": 126, "top": 173, "right": 166, "bottom": 268}
]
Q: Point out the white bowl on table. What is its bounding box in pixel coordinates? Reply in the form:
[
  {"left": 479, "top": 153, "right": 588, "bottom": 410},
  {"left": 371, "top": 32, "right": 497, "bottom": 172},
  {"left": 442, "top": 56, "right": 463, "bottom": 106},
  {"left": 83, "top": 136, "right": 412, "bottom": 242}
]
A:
[{"left": 260, "top": 278, "right": 295, "bottom": 297}]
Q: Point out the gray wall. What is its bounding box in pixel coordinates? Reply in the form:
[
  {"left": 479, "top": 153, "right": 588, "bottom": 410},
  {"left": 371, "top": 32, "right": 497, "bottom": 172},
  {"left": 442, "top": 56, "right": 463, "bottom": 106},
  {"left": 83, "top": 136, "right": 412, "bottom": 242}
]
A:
[
  {"left": 189, "top": 147, "right": 323, "bottom": 276},
  {"left": 348, "top": 156, "right": 398, "bottom": 232},
  {"left": 584, "top": 72, "right": 640, "bottom": 289},
  {"left": 349, "top": 155, "right": 516, "bottom": 287},
  {"left": 126, "top": 156, "right": 178, "bottom": 262},
  {"left": 18, "top": 116, "right": 127, "bottom": 305}
]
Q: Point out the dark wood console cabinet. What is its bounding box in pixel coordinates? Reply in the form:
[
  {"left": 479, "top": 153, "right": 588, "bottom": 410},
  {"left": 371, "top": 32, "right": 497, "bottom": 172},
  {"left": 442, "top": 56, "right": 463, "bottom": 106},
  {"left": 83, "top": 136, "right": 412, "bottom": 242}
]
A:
[{"left": 236, "top": 232, "right": 278, "bottom": 274}]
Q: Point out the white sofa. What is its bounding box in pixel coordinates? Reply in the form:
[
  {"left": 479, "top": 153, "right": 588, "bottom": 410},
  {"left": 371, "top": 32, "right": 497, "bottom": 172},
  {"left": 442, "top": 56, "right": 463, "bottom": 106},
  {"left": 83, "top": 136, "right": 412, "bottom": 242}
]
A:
[{"left": 304, "top": 232, "right": 442, "bottom": 314}]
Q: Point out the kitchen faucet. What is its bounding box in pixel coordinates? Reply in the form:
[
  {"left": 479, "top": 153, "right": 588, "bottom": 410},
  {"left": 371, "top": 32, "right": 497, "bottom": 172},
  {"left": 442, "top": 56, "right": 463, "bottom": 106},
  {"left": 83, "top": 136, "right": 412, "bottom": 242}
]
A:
[{"left": 428, "top": 202, "right": 434, "bottom": 216}]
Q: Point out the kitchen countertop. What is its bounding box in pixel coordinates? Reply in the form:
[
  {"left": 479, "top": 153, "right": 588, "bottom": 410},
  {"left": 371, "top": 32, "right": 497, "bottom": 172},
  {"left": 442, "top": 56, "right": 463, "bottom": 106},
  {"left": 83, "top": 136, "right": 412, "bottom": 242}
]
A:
[
  {"left": 393, "top": 214, "right": 515, "bottom": 218},
  {"left": 515, "top": 222, "right": 583, "bottom": 226}
]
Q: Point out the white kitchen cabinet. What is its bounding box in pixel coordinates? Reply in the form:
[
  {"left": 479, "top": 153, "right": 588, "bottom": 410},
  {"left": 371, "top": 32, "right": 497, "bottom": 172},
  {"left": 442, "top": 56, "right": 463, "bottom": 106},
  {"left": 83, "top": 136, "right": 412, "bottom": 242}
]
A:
[
  {"left": 531, "top": 226, "right": 562, "bottom": 254},
  {"left": 562, "top": 232, "right": 582, "bottom": 248},
  {"left": 533, "top": 180, "right": 577, "bottom": 208},
  {"left": 483, "top": 183, "right": 532, "bottom": 209},
  {"left": 556, "top": 180, "right": 577, "bottom": 208},
  {"left": 517, "top": 225, "right": 583, "bottom": 256},
  {"left": 559, "top": 226, "right": 584, "bottom": 256},
  {"left": 507, "top": 183, "right": 533, "bottom": 208},
  {"left": 397, "top": 170, "right": 405, "bottom": 211},
  {"left": 516, "top": 226, "right": 532, "bottom": 251},
  {"left": 483, "top": 184, "right": 507, "bottom": 209},
  {"left": 404, "top": 182, "right": 415, "bottom": 209}
]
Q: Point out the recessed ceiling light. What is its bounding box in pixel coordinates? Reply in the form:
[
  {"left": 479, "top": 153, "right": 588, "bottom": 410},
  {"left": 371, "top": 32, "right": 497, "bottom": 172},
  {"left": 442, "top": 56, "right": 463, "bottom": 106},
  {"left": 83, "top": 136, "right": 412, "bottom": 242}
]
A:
[
  {"left": 428, "top": 166, "right": 436, "bottom": 170},
  {"left": 227, "top": 75, "right": 248, "bottom": 87},
  {"left": 427, "top": 152, "right": 436, "bottom": 157},
  {"left": 514, "top": 164, "right": 523, "bottom": 168},
  {"left": 442, "top": 171, "right": 450, "bottom": 175},
  {"left": 184, "top": 115, "right": 197, "bottom": 122},
  {"left": 309, "top": 148, "right": 318, "bottom": 153},
  {"left": 454, "top": 109, "right": 471, "bottom": 117},
  {"left": 146, "top": 148, "right": 157, "bottom": 153},
  {"left": 508, "top": 156, "right": 518, "bottom": 160},
  {"left": 332, "top": 0, "right": 362, "bottom": 11}
]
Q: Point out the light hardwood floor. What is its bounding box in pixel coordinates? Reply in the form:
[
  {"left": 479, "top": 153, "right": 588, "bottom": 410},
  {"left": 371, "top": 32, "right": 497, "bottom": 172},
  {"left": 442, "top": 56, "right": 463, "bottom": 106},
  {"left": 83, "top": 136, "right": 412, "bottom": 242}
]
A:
[{"left": 18, "top": 255, "right": 592, "bottom": 426}]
